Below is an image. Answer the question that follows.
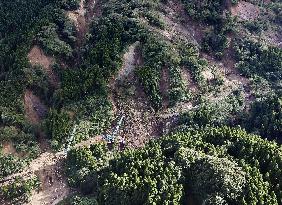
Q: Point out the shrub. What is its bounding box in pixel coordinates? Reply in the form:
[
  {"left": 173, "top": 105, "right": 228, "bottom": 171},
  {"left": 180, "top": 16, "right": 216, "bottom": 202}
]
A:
[
  {"left": 0, "top": 177, "right": 39, "bottom": 204},
  {"left": 61, "top": 0, "right": 80, "bottom": 11},
  {"left": 44, "top": 109, "right": 73, "bottom": 149},
  {"left": 245, "top": 95, "right": 282, "bottom": 141},
  {"left": 0, "top": 154, "right": 26, "bottom": 179},
  {"left": 65, "top": 126, "right": 282, "bottom": 204},
  {"left": 61, "top": 195, "right": 98, "bottom": 205},
  {"left": 37, "top": 23, "right": 73, "bottom": 57},
  {"left": 234, "top": 39, "right": 282, "bottom": 81}
]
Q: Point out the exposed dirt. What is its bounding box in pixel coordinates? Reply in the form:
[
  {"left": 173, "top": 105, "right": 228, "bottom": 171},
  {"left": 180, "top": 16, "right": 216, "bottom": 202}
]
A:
[
  {"left": 161, "top": 15, "right": 196, "bottom": 43},
  {"left": 28, "top": 46, "right": 59, "bottom": 88},
  {"left": 14, "top": 2, "right": 104, "bottom": 201},
  {"left": 108, "top": 43, "right": 140, "bottom": 115},
  {"left": 28, "top": 46, "right": 53, "bottom": 69},
  {"left": 38, "top": 132, "right": 51, "bottom": 152},
  {"left": 145, "top": 0, "right": 204, "bottom": 44},
  {"left": 0, "top": 134, "right": 107, "bottom": 205},
  {"left": 68, "top": 0, "right": 101, "bottom": 47},
  {"left": 26, "top": 46, "right": 53, "bottom": 151},
  {"left": 74, "top": 135, "right": 103, "bottom": 148},
  {"left": 116, "top": 42, "right": 140, "bottom": 81},
  {"left": 201, "top": 53, "right": 254, "bottom": 108},
  {"left": 116, "top": 86, "right": 162, "bottom": 148},
  {"left": 28, "top": 162, "right": 71, "bottom": 205},
  {"left": 202, "top": 69, "right": 215, "bottom": 81},
  {"left": 163, "top": 0, "right": 205, "bottom": 44},
  {"left": 109, "top": 43, "right": 162, "bottom": 148},
  {"left": 111, "top": 49, "right": 197, "bottom": 139},
  {"left": 86, "top": 0, "right": 102, "bottom": 20},
  {"left": 24, "top": 90, "right": 48, "bottom": 125},
  {"left": 1, "top": 135, "right": 104, "bottom": 203},
  {"left": 157, "top": 65, "right": 198, "bottom": 133},
  {"left": 26, "top": 137, "right": 103, "bottom": 204},
  {"left": 262, "top": 28, "right": 282, "bottom": 48},
  {"left": 1, "top": 142, "right": 18, "bottom": 156},
  {"left": 231, "top": 1, "right": 260, "bottom": 21},
  {"left": 67, "top": 0, "right": 87, "bottom": 46},
  {"left": 1, "top": 151, "right": 71, "bottom": 205}
]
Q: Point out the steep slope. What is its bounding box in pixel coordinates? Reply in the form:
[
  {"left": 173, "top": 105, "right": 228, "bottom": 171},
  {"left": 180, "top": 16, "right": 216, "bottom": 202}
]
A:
[{"left": 0, "top": 0, "right": 282, "bottom": 204}]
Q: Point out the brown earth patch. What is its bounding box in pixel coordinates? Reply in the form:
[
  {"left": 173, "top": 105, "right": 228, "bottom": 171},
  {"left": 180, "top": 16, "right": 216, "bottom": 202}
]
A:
[
  {"left": 201, "top": 53, "right": 254, "bottom": 108},
  {"left": 28, "top": 161, "right": 71, "bottom": 205},
  {"left": 28, "top": 46, "right": 59, "bottom": 88},
  {"left": 109, "top": 44, "right": 162, "bottom": 148},
  {"left": 67, "top": 0, "right": 87, "bottom": 46},
  {"left": 231, "top": 1, "right": 260, "bottom": 21},
  {"left": 202, "top": 69, "right": 215, "bottom": 81},
  {"left": 1, "top": 151, "right": 71, "bottom": 205},
  {"left": 116, "top": 86, "right": 162, "bottom": 148},
  {"left": 1, "top": 136, "right": 104, "bottom": 205},
  {"left": 146, "top": 0, "right": 205, "bottom": 44},
  {"left": 116, "top": 42, "right": 140, "bottom": 81},
  {"left": 164, "top": 0, "right": 205, "bottom": 44},
  {"left": 262, "top": 29, "right": 282, "bottom": 48},
  {"left": 1, "top": 142, "right": 18, "bottom": 156},
  {"left": 38, "top": 132, "right": 51, "bottom": 153},
  {"left": 68, "top": 0, "right": 101, "bottom": 47},
  {"left": 108, "top": 42, "right": 140, "bottom": 115},
  {"left": 86, "top": 0, "right": 102, "bottom": 20},
  {"left": 24, "top": 90, "right": 48, "bottom": 125}
]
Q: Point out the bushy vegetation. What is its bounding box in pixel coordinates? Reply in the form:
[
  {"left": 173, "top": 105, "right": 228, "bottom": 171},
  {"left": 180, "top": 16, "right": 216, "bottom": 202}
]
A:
[
  {"left": 1, "top": 0, "right": 282, "bottom": 204},
  {"left": 0, "top": 155, "right": 26, "bottom": 180},
  {"left": 65, "top": 126, "right": 282, "bottom": 204},
  {"left": 182, "top": 0, "right": 225, "bottom": 24},
  {"left": 0, "top": 176, "right": 39, "bottom": 204},
  {"left": 61, "top": 0, "right": 80, "bottom": 10},
  {"left": 179, "top": 92, "right": 244, "bottom": 128},
  {"left": 178, "top": 42, "right": 208, "bottom": 90},
  {"left": 0, "top": 0, "right": 78, "bottom": 175},
  {"left": 47, "top": 11, "right": 140, "bottom": 148},
  {"left": 58, "top": 195, "right": 98, "bottom": 205},
  {"left": 182, "top": 0, "right": 237, "bottom": 59},
  {"left": 244, "top": 19, "right": 268, "bottom": 33},
  {"left": 245, "top": 94, "right": 282, "bottom": 142},
  {"left": 235, "top": 39, "right": 282, "bottom": 82},
  {"left": 269, "top": 1, "right": 282, "bottom": 25},
  {"left": 36, "top": 23, "right": 74, "bottom": 57}
]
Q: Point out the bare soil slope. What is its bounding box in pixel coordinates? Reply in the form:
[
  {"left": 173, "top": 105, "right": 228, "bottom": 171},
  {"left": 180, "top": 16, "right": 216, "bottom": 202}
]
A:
[
  {"left": 231, "top": 1, "right": 260, "bottom": 21},
  {"left": 28, "top": 46, "right": 59, "bottom": 88},
  {"left": 110, "top": 43, "right": 162, "bottom": 148},
  {"left": 24, "top": 90, "right": 48, "bottom": 125}
]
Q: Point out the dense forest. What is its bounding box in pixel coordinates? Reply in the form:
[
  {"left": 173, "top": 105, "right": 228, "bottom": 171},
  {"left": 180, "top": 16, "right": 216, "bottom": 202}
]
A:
[{"left": 0, "top": 0, "right": 282, "bottom": 204}]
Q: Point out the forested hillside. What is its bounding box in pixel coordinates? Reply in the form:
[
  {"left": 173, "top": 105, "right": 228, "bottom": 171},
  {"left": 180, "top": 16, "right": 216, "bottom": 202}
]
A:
[{"left": 0, "top": 0, "right": 281, "bottom": 204}]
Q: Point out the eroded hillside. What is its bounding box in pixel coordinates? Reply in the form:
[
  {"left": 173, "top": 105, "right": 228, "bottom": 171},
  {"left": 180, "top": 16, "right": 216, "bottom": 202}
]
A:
[{"left": 0, "top": 0, "right": 282, "bottom": 204}]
